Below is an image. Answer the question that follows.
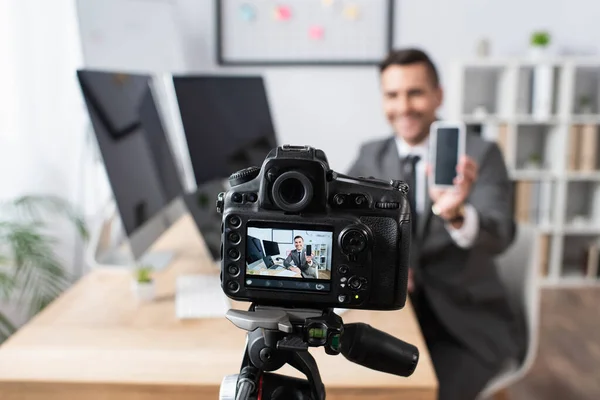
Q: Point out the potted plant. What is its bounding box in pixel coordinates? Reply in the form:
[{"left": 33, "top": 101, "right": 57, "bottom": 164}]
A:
[
  {"left": 0, "top": 195, "right": 88, "bottom": 343},
  {"left": 578, "top": 95, "right": 593, "bottom": 114},
  {"left": 525, "top": 153, "right": 542, "bottom": 169},
  {"left": 529, "top": 30, "right": 551, "bottom": 59},
  {"left": 132, "top": 265, "right": 155, "bottom": 302}
]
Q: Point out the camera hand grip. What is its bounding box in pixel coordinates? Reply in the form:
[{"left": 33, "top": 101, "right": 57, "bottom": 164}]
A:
[{"left": 340, "top": 323, "right": 419, "bottom": 377}]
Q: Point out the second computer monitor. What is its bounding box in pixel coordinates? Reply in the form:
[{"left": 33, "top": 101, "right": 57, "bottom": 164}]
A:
[
  {"left": 262, "top": 240, "right": 280, "bottom": 257},
  {"left": 172, "top": 75, "right": 278, "bottom": 187}
]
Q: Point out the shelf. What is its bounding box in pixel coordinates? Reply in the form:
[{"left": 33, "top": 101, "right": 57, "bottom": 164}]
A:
[
  {"left": 572, "top": 66, "right": 600, "bottom": 115},
  {"left": 510, "top": 169, "right": 555, "bottom": 180},
  {"left": 565, "top": 181, "right": 600, "bottom": 228},
  {"left": 514, "top": 124, "right": 562, "bottom": 172},
  {"left": 565, "top": 171, "right": 600, "bottom": 181},
  {"left": 451, "top": 57, "right": 600, "bottom": 287},
  {"left": 461, "top": 66, "right": 510, "bottom": 116},
  {"left": 515, "top": 65, "right": 562, "bottom": 118},
  {"left": 561, "top": 234, "right": 600, "bottom": 280},
  {"left": 563, "top": 225, "right": 600, "bottom": 235},
  {"left": 512, "top": 179, "right": 556, "bottom": 228},
  {"left": 569, "top": 115, "right": 600, "bottom": 124}
]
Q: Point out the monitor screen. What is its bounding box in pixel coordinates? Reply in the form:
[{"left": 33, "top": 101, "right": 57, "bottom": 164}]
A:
[
  {"left": 78, "top": 70, "right": 183, "bottom": 236},
  {"left": 246, "top": 236, "right": 264, "bottom": 264},
  {"left": 262, "top": 240, "right": 280, "bottom": 257},
  {"left": 172, "top": 75, "right": 277, "bottom": 186},
  {"left": 245, "top": 224, "right": 333, "bottom": 293}
]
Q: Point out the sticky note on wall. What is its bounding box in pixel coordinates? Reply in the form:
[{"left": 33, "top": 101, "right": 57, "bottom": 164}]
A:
[
  {"left": 239, "top": 4, "right": 256, "bottom": 21},
  {"left": 309, "top": 25, "right": 325, "bottom": 40},
  {"left": 273, "top": 5, "right": 292, "bottom": 21},
  {"left": 343, "top": 4, "right": 360, "bottom": 20}
]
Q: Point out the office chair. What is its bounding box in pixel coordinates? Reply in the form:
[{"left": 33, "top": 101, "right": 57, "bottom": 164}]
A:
[{"left": 477, "top": 223, "right": 541, "bottom": 399}]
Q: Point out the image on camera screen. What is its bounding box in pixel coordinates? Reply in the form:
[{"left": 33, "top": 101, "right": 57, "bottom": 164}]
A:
[{"left": 245, "top": 225, "right": 333, "bottom": 292}]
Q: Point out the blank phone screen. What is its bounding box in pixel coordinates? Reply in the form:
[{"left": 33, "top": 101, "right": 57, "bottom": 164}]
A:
[{"left": 434, "top": 128, "right": 460, "bottom": 185}]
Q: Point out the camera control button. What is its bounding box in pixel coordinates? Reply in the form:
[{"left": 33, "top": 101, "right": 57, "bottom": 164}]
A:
[
  {"left": 376, "top": 202, "right": 399, "bottom": 209},
  {"left": 228, "top": 248, "right": 240, "bottom": 260},
  {"left": 232, "top": 192, "right": 243, "bottom": 203},
  {"left": 348, "top": 276, "right": 362, "bottom": 290},
  {"left": 228, "top": 215, "right": 242, "bottom": 228},
  {"left": 340, "top": 277, "right": 347, "bottom": 283},
  {"left": 227, "top": 281, "right": 240, "bottom": 293},
  {"left": 227, "top": 264, "right": 240, "bottom": 276},
  {"left": 340, "top": 283, "right": 346, "bottom": 288},
  {"left": 338, "top": 295, "right": 347, "bottom": 303},
  {"left": 338, "top": 265, "right": 349, "bottom": 275},
  {"left": 229, "top": 166, "right": 260, "bottom": 186}
]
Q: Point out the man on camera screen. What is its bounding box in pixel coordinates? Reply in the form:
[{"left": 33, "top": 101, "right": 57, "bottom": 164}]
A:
[{"left": 283, "top": 236, "right": 319, "bottom": 279}]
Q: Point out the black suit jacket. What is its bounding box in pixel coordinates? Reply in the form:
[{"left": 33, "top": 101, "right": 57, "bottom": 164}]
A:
[{"left": 347, "top": 134, "right": 525, "bottom": 368}]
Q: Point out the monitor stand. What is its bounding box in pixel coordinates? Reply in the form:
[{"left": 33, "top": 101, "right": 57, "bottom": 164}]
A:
[
  {"left": 136, "top": 250, "right": 175, "bottom": 271},
  {"left": 263, "top": 256, "right": 275, "bottom": 269}
]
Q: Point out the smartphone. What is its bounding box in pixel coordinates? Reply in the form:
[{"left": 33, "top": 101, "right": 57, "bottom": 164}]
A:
[
  {"left": 306, "top": 245, "right": 312, "bottom": 256},
  {"left": 429, "top": 121, "right": 466, "bottom": 188}
]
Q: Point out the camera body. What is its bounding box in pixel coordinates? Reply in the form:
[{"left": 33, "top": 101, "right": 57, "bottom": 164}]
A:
[{"left": 217, "top": 145, "right": 412, "bottom": 310}]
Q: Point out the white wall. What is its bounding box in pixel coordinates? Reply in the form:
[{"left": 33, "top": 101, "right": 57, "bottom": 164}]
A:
[
  {"left": 76, "top": 0, "right": 600, "bottom": 174},
  {"left": 0, "top": 0, "right": 92, "bottom": 327}
]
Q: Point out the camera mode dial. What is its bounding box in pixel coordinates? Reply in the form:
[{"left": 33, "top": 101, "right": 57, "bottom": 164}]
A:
[{"left": 229, "top": 166, "right": 260, "bottom": 187}]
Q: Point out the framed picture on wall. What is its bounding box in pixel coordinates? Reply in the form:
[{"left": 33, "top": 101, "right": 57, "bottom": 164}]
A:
[{"left": 216, "top": 0, "right": 395, "bottom": 66}]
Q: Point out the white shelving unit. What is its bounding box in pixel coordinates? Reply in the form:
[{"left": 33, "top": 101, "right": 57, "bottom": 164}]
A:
[{"left": 447, "top": 57, "right": 600, "bottom": 287}]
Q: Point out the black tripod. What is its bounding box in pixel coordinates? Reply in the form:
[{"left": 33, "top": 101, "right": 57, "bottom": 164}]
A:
[{"left": 219, "top": 304, "right": 419, "bottom": 400}]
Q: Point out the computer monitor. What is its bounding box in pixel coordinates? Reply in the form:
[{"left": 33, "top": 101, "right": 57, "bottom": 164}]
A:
[
  {"left": 262, "top": 240, "right": 280, "bottom": 257},
  {"left": 246, "top": 236, "right": 264, "bottom": 264},
  {"left": 78, "top": 69, "right": 186, "bottom": 270},
  {"left": 172, "top": 75, "right": 279, "bottom": 261},
  {"left": 172, "top": 75, "right": 278, "bottom": 186}
]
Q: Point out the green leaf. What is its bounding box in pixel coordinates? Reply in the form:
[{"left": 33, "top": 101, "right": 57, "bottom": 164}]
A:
[
  {"left": 0, "top": 312, "right": 17, "bottom": 343},
  {"left": 3, "top": 195, "right": 89, "bottom": 241}
]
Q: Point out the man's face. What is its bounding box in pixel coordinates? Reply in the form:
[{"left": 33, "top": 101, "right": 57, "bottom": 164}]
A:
[
  {"left": 380, "top": 63, "right": 443, "bottom": 145},
  {"left": 294, "top": 238, "right": 303, "bottom": 251}
]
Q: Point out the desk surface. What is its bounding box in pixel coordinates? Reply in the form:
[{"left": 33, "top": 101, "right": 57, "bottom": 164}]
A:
[{"left": 0, "top": 215, "right": 437, "bottom": 400}]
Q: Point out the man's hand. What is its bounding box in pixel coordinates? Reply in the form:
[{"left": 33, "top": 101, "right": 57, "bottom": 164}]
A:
[
  {"left": 306, "top": 255, "right": 312, "bottom": 265},
  {"left": 289, "top": 266, "right": 301, "bottom": 274},
  {"left": 428, "top": 155, "right": 478, "bottom": 221}
]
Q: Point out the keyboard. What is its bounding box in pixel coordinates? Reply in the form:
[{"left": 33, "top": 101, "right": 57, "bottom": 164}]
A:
[{"left": 175, "top": 274, "right": 231, "bottom": 319}]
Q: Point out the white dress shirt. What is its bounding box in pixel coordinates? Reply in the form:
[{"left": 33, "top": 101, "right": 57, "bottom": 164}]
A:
[{"left": 394, "top": 137, "right": 479, "bottom": 248}]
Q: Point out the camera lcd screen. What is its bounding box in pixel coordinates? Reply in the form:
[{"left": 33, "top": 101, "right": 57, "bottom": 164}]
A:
[{"left": 245, "top": 225, "right": 333, "bottom": 293}]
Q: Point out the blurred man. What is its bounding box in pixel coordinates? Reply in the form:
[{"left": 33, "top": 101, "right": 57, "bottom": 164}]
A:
[
  {"left": 283, "top": 236, "right": 318, "bottom": 278},
  {"left": 347, "top": 48, "right": 525, "bottom": 400}
]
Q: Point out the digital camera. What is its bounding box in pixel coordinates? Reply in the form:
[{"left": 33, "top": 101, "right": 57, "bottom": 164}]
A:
[{"left": 216, "top": 145, "right": 411, "bottom": 310}]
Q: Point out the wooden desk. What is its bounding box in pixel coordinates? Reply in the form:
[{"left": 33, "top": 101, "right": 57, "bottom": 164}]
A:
[{"left": 0, "top": 215, "right": 438, "bottom": 400}]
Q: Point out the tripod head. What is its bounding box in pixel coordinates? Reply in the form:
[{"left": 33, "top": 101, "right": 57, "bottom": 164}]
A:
[{"left": 220, "top": 304, "right": 419, "bottom": 400}]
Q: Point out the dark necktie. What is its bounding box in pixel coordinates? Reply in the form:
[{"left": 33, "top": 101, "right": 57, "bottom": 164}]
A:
[{"left": 402, "top": 155, "right": 420, "bottom": 235}]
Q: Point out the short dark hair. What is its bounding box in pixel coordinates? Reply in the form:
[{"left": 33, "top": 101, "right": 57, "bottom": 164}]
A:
[
  {"left": 379, "top": 48, "right": 440, "bottom": 87},
  {"left": 294, "top": 235, "right": 303, "bottom": 242}
]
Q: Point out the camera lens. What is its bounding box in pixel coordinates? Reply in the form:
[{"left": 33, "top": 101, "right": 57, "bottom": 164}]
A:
[
  {"left": 340, "top": 229, "right": 368, "bottom": 254},
  {"left": 271, "top": 171, "right": 313, "bottom": 212}
]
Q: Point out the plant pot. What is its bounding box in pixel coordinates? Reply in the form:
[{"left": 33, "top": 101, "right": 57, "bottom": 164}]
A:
[
  {"left": 524, "top": 160, "right": 542, "bottom": 170},
  {"left": 529, "top": 46, "right": 549, "bottom": 60},
  {"left": 132, "top": 281, "right": 156, "bottom": 302}
]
